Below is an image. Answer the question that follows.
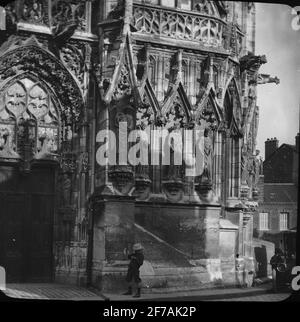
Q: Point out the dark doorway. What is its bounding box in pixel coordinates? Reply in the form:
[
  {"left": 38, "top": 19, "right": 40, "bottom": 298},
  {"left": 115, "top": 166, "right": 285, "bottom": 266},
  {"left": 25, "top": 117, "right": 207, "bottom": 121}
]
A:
[{"left": 0, "top": 163, "right": 55, "bottom": 282}]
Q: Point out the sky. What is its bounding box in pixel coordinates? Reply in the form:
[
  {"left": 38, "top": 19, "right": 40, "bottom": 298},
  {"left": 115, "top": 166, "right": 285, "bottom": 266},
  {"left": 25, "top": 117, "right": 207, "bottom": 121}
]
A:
[{"left": 255, "top": 3, "right": 300, "bottom": 159}]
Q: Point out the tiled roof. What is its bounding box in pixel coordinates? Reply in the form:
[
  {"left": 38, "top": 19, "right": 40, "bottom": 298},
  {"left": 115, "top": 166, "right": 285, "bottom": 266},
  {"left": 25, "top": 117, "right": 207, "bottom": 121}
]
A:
[
  {"left": 264, "top": 184, "right": 298, "bottom": 203},
  {"left": 264, "top": 143, "right": 296, "bottom": 163}
]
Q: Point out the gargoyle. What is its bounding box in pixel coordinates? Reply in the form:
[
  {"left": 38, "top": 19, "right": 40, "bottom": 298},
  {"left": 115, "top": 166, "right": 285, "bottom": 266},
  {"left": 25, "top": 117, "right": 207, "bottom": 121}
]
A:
[
  {"left": 240, "top": 53, "right": 267, "bottom": 73},
  {"left": 257, "top": 74, "right": 280, "bottom": 85},
  {"left": 51, "top": 20, "right": 78, "bottom": 48}
]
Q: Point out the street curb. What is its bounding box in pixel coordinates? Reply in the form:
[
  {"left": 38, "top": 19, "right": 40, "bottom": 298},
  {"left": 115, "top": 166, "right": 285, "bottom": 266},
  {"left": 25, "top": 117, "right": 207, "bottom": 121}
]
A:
[
  {"left": 103, "top": 286, "right": 275, "bottom": 301},
  {"left": 135, "top": 289, "right": 271, "bottom": 301}
]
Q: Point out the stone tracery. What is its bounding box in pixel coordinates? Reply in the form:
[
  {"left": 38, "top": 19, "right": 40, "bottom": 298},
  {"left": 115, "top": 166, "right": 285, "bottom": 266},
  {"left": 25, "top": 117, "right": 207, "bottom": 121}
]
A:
[{"left": 0, "top": 78, "right": 60, "bottom": 160}]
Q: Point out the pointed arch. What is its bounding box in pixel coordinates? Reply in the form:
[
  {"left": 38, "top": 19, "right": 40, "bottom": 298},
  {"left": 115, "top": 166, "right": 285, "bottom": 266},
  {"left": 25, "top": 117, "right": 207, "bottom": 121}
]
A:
[
  {"left": 0, "top": 40, "right": 84, "bottom": 124},
  {"left": 1, "top": 73, "right": 62, "bottom": 124},
  {"left": 195, "top": 88, "right": 222, "bottom": 125},
  {"left": 104, "top": 34, "right": 143, "bottom": 107},
  {"left": 162, "top": 82, "right": 192, "bottom": 125},
  {"left": 141, "top": 78, "right": 160, "bottom": 115},
  {"left": 223, "top": 77, "right": 242, "bottom": 130}
]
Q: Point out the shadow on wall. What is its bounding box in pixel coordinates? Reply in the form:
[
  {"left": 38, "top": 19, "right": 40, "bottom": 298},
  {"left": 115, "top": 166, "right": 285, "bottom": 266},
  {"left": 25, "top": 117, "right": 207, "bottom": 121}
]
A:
[{"left": 135, "top": 207, "right": 208, "bottom": 260}]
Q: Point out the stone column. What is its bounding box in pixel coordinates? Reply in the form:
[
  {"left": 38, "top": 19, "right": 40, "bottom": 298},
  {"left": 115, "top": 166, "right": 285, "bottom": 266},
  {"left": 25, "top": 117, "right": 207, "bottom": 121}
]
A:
[
  {"left": 90, "top": 195, "right": 135, "bottom": 291},
  {"left": 214, "top": 131, "right": 222, "bottom": 200}
]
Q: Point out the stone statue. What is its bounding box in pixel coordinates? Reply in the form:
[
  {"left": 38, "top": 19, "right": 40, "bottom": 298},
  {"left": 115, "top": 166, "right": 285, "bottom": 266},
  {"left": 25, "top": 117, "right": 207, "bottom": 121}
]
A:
[
  {"left": 202, "top": 128, "right": 213, "bottom": 183},
  {"left": 0, "top": 128, "right": 18, "bottom": 158},
  {"left": 35, "top": 133, "right": 57, "bottom": 159},
  {"left": 253, "top": 151, "right": 261, "bottom": 187},
  {"left": 241, "top": 148, "right": 248, "bottom": 185}
]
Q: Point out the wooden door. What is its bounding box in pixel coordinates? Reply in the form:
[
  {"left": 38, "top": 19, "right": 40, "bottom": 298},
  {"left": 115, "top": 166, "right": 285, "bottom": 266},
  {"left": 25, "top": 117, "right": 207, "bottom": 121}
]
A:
[{"left": 0, "top": 165, "right": 55, "bottom": 282}]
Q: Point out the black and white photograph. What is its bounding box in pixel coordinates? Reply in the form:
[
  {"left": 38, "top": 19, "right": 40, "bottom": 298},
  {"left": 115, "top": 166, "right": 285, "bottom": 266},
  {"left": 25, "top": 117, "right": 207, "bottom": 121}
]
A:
[{"left": 0, "top": 0, "right": 299, "bottom": 310}]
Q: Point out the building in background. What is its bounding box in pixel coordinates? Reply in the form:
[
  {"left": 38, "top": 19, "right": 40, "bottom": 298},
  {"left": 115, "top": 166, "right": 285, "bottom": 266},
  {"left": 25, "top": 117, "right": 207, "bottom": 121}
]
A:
[
  {"left": 0, "top": 0, "right": 279, "bottom": 291},
  {"left": 254, "top": 135, "right": 299, "bottom": 258}
]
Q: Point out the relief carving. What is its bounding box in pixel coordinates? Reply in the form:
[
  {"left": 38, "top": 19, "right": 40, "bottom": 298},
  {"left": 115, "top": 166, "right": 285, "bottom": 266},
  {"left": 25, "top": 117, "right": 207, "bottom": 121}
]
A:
[
  {"left": 60, "top": 44, "right": 85, "bottom": 85},
  {"left": 22, "top": 0, "right": 46, "bottom": 25}
]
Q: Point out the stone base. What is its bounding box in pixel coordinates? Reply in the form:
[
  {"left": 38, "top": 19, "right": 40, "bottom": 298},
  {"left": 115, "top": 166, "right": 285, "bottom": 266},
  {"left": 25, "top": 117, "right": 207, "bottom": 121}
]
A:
[
  {"left": 55, "top": 269, "right": 87, "bottom": 287},
  {"left": 89, "top": 199, "right": 252, "bottom": 292},
  {"left": 90, "top": 258, "right": 243, "bottom": 293}
]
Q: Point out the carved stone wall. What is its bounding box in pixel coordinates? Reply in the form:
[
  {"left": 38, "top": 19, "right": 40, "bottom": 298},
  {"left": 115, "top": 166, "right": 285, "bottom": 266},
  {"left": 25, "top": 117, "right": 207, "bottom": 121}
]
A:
[
  {"left": 0, "top": 0, "right": 98, "bottom": 285},
  {"left": 0, "top": 0, "right": 272, "bottom": 290}
]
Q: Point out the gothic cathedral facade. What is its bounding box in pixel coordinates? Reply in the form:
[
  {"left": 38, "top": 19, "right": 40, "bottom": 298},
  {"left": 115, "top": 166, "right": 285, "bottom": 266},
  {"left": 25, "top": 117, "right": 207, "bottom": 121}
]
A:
[{"left": 0, "top": 1, "right": 277, "bottom": 291}]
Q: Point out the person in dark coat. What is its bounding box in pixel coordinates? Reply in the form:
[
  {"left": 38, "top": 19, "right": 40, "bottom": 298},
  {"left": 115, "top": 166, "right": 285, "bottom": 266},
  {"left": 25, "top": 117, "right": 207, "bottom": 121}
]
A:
[
  {"left": 270, "top": 248, "right": 285, "bottom": 292},
  {"left": 123, "top": 243, "right": 144, "bottom": 298}
]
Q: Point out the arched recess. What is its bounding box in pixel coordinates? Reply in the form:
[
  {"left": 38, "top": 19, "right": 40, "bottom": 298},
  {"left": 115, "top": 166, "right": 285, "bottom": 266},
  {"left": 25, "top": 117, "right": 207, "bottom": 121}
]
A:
[
  {"left": 223, "top": 77, "right": 242, "bottom": 128},
  {"left": 194, "top": 92, "right": 222, "bottom": 198},
  {"left": 222, "top": 78, "right": 243, "bottom": 203},
  {"left": 0, "top": 41, "right": 85, "bottom": 283},
  {"left": 0, "top": 42, "right": 84, "bottom": 126}
]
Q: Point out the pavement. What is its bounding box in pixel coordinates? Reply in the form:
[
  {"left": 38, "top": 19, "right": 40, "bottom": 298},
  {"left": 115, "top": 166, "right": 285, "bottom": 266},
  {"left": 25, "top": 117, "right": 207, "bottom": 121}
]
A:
[
  {"left": 0, "top": 282, "right": 292, "bottom": 302},
  {"left": 103, "top": 284, "right": 291, "bottom": 301},
  {"left": 1, "top": 283, "right": 106, "bottom": 301}
]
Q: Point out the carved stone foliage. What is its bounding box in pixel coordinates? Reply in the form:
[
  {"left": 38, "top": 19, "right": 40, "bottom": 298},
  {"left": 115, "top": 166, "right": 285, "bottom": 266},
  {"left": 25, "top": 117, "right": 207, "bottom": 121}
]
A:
[
  {"left": 80, "top": 152, "right": 89, "bottom": 173},
  {"left": 112, "top": 65, "right": 132, "bottom": 101},
  {"left": 197, "top": 99, "right": 218, "bottom": 131},
  {"left": 0, "top": 45, "right": 83, "bottom": 124},
  {"left": 132, "top": 4, "right": 224, "bottom": 48},
  {"left": 60, "top": 44, "right": 85, "bottom": 85},
  {"left": 0, "top": 78, "right": 59, "bottom": 161},
  {"left": 60, "top": 152, "right": 77, "bottom": 173},
  {"left": 136, "top": 102, "right": 154, "bottom": 130},
  {"left": 165, "top": 95, "right": 188, "bottom": 131}
]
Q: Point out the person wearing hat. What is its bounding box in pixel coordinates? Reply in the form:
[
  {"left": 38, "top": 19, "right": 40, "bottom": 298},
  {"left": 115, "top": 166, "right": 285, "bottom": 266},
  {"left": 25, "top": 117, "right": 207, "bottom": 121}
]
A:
[{"left": 123, "top": 243, "right": 144, "bottom": 298}]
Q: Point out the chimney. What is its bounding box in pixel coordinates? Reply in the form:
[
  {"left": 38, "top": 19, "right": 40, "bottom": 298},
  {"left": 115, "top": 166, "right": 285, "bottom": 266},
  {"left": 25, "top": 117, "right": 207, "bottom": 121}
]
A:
[{"left": 265, "top": 137, "right": 278, "bottom": 160}]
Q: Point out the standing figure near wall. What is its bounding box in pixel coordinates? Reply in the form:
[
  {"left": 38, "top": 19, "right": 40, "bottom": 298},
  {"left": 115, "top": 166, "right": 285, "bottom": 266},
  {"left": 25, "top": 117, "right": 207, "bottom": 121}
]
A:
[
  {"left": 241, "top": 144, "right": 249, "bottom": 185},
  {"left": 202, "top": 127, "right": 213, "bottom": 184}
]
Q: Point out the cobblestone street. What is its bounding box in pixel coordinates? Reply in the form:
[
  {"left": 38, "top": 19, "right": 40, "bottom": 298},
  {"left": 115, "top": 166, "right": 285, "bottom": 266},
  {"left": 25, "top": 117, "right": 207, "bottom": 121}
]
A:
[
  {"left": 1, "top": 283, "right": 293, "bottom": 302},
  {"left": 2, "top": 284, "right": 104, "bottom": 300}
]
